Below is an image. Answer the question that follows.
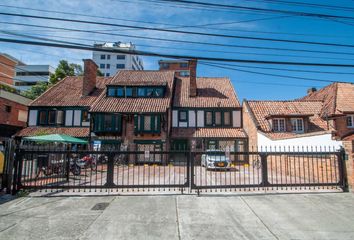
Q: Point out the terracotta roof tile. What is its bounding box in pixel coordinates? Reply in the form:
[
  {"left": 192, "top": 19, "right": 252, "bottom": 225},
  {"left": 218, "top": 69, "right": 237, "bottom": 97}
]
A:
[
  {"left": 246, "top": 100, "right": 329, "bottom": 140},
  {"left": 173, "top": 77, "right": 240, "bottom": 108},
  {"left": 171, "top": 128, "right": 247, "bottom": 138},
  {"left": 91, "top": 70, "right": 175, "bottom": 113},
  {"left": 30, "top": 76, "right": 111, "bottom": 107},
  {"left": 301, "top": 82, "right": 354, "bottom": 116},
  {"left": 16, "top": 127, "right": 90, "bottom": 138}
]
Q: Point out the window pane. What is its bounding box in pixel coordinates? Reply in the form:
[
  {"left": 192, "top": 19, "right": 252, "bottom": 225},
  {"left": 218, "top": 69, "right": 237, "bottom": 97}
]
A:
[
  {"left": 48, "top": 111, "right": 56, "bottom": 124},
  {"left": 179, "top": 111, "right": 187, "bottom": 121},
  {"left": 107, "top": 55, "right": 110, "bottom": 60},
  {"left": 215, "top": 112, "right": 221, "bottom": 125},
  {"left": 104, "top": 115, "right": 112, "bottom": 131},
  {"left": 116, "top": 64, "right": 125, "bottom": 69},
  {"left": 144, "top": 116, "right": 151, "bottom": 131},
  {"left": 297, "top": 119, "right": 303, "bottom": 131},
  {"left": 39, "top": 111, "right": 46, "bottom": 125},
  {"left": 154, "top": 88, "right": 164, "bottom": 97},
  {"left": 291, "top": 119, "right": 297, "bottom": 132},
  {"left": 57, "top": 111, "right": 64, "bottom": 124},
  {"left": 138, "top": 88, "right": 145, "bottom": 97},
  {"left": 100, "top": 64, "right": 105, "bottom": 69},
  {"left": 146, "top": 88, "right": 154, "bottom": 97},
  {"left": 107, "top": 88, "right": 115, "bottom": 96},
  {"left": 106, "top": 64, "right": 110, "bottom": 69},
  {"left": 224, "top": 112, "right": 231, "bottom": 125},
  {"left": 126, "top": 87, "right": 132, "bottom": 97},
  {"left": 347, "top": 116, "right": 353, "bottom": 127},
  {"left": 117, "top": 55, "right": 125, "bottom": 60},
  {"left": 100, "top": 54, "right": 105, "bottom": 59},
  {"left": 82, "top": 111, "right": 89, "bottom": 122},
  {"left": 279, "top": 119, "right": 285, "bottom": 131},
  {"left": 114, "top": 115, "right": 120, "bottom": 131},
  {"left": 117, "top": 87, "right": 124, "bottom": 97},
  {"left": 206, "top": 112, "right": 212, "bottom": 125}
]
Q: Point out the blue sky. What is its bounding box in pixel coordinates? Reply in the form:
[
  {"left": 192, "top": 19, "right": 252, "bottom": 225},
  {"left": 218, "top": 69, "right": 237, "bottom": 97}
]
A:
[{"left": 1, "top": 0, "right": 354, "bottom": 101}]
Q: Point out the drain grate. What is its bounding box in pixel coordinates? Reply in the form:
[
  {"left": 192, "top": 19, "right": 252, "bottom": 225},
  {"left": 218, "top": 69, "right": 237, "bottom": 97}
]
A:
[{"left": 91, "top": 202, "right": 110, "bottom": 211}]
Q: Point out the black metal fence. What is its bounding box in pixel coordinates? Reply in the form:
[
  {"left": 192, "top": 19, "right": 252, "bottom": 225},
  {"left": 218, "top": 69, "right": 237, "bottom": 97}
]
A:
[{"left": 10, "top": 146, "right": 348, "bottom": 194}]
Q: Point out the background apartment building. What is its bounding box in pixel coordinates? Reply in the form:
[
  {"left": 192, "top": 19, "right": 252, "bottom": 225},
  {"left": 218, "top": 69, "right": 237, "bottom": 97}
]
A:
[
  {"left": 158, "top": 59, "right": 190, "bottom": 77},
  {"left": 92, "top": 42, "right": 144, "bottom": 77},
  {"left": 14, "top": 65, "right": 55, "bottom": 91}
]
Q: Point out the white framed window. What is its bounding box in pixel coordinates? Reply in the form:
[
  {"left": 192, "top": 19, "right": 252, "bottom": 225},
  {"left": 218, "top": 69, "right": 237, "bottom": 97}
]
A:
[
  {"left": 347, "top": 115, "right": 354, "bottom": 128},
  {"left": 272, "top": 118, "right": 285, "bottom": 132},
  {"left": 291, "top": 118, "right": 304, "bottom": 133}
]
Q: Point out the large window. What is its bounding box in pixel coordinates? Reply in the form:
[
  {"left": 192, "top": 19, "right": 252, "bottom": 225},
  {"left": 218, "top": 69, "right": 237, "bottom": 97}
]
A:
[
  {"left": 291, "top": 118, "right": 304, "bottom": 133},
  {"left": 93, "top": 114, "right": 122, "bottom": 132},
  {"left": 205, "top": 110, "right": 232, "bottom": 127},
  {"left": 117, "top": 55, "right": 125, "bottom": 60},
  {"left": 38, "top": 110, "right": 47, "bottom": 125},
  {"left": 272, "top": 118, "right": 285, "bottom": 132},
  {"left": 48, "top": 110, "right": 56, "bottom": 125},
  {"left": 347, "top": 115, "right": 354, "bottom": 128},
  {"left": 179, "top": 110, "right": 187, "bottom": 122},
  {"left": 100, "top": 54, "right": 105, "bottom": 60},
  {"left": 116, "top": 64, "right": 125, "bottom": 69},
  {"left": 106, "top": 86, "right": 165, "bottom": 98},
  {"left": 100, "top": 64, "right": 105, "bottom": 69},
  {"left": 135, "top": 115, "right": 161, "bottom": 133}
]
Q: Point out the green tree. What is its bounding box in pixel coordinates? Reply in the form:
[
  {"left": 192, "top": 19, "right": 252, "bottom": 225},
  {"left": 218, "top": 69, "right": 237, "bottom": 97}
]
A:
[
  {"left": 49, "top": 60, "right": 83, "bottom": 85},
  {"left": 21, "top": 82, "right": 48, "bottom": 100},
  {"left": 22, "top": 60, "right": 83, "bottom": 100}
]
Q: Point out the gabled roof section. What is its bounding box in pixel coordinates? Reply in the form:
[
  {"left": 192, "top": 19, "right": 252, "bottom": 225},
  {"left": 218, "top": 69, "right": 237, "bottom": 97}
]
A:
[
  {"left": 301, "top": 82, "right": 354, "bottom": 116},
  {"left": 245, "top": 100, "right": 329, "bottom": 140},
  {"left": 30, "top": 76, "right": 111, "bottom": 107},
  {"left": 90, "top": 70, "right": 175, "bottom": 113},
  {"left": 173, "top": 77, "right": 240, "bottom": 108}
]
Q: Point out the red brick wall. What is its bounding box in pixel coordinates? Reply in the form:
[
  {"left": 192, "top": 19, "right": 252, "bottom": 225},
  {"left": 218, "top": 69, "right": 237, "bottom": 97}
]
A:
[
  {"left": 343, "top": 140, "right": 354, "bottom": 191},
  {"left": 0, "top": 97, "right": 28, "bottom": 127},
  {"left": 242, "top": 104, "right": 258, "bottom": 149},
  {"left": 82, "top": 59, "right": 97, "bottom": 96},
  {"left": 0, "top": 55, "right": 16, "bottom": 86},
  {"left": 334, "top": 116, "right": 354, "bottom": 139}
]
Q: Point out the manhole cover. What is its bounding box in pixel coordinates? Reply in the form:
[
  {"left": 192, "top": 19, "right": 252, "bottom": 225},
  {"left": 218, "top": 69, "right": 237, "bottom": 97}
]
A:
[{"left": 91, "top": 202, "right": 110, "bottom": 211}]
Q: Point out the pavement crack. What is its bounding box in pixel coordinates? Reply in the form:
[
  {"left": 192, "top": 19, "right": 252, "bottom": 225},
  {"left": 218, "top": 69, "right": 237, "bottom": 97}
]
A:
[
  {"left": 175, "top": 197, "right": 181, "bottom": 240},
  {"left": 0, "top": 223, "right": 17, "bottom": 233},
  {"left": 240, "top": 196, "right": 279, "bottom": 240}
]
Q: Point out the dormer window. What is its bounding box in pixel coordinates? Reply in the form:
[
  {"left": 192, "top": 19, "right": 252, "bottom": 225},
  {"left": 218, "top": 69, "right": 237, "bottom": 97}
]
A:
[
  {"left": 107, "top": 86, "right": 165, "bottom": 98},
  {"left": 291, "top": 118, "right": 304, "bottom": 133},
  {"left": 272, "top": 118, "right": 285, "bottom": 132},
  {"left": 347, "top": 115, "right": 354, "bottom": 128}
]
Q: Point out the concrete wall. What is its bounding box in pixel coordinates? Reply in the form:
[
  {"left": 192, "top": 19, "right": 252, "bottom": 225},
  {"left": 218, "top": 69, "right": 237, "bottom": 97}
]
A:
[{"left": 257, "top": 132, "right": 342, "bottom": 151}]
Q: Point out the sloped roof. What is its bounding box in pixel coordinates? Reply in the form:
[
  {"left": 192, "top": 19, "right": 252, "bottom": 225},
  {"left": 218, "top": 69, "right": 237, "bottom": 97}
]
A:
[
  {"left": 91, "top": 70, "right": 175, "bottom": 113},
  {"left": 16, "top": 127, "right": 90, "bottom": 138},
  {"left": 173, "top": 77, "right": 240, "bottom": 108},
  {"left": 301, "top": 82, "right": 354, "bottom": 116},
  {"left": 171, "top": 128, "right": 247, "bottom": 138},
  {"left": 245, "top": 100, "right": 329, "bottom": 140},
  {"left": 30, "top": 76, "right": 111, "bottom": 107}
]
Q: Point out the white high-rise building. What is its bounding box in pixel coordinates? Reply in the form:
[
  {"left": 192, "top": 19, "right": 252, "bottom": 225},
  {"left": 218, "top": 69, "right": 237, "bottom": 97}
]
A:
[{"left": 92, "top": 42, "right": 144, "bottom": 77}]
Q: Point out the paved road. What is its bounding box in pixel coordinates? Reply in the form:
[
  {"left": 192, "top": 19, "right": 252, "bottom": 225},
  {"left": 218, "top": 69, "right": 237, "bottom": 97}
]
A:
[{"left": 0, "top": 193, "right": 353, "bottom": 240}]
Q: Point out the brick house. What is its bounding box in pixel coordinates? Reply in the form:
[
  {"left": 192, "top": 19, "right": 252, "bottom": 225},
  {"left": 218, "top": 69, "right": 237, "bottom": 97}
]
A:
[
  {"left": 243, "top": 100, "right": 341, "bottom": 150},
  {"left": 171, "top": 60, "right": 247, "bottom": 160},
  {"left": 89, "top": 69, "right": 176, "bottom": 163},
  {"left": 16, "top": 60, "right": 110, "bottom": 140},
  {"left": 0, "top": 53, "right": 20, "bottom": 86},
  {"left": 300, "top": 83, "right": 354, "bottom": 189},
  {"left": 0, "top": 88, "right": 31, "bottom": 141}
]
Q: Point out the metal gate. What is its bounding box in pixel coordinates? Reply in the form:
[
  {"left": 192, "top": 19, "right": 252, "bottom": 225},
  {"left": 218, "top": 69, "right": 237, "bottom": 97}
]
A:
[{"left": 11, "top": 147, "right": 348, "bottom": 194}]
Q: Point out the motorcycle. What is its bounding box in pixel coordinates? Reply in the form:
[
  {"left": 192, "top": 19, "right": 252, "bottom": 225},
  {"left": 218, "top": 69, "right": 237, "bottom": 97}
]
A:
[{"left": 80, "top": 155, "right": 97, "bottom": 170}]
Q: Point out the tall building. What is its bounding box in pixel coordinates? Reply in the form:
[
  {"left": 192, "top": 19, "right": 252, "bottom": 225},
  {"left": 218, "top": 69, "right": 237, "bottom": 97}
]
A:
[
  {"left": 158, "top": 59, "right": 190, "bottom": 77},
  {"left": 0, "top": 53, "right": 22, "bottom": 87},
  {"left": 92, "top": 42, "right": 144, "bottom": 77},
  {"left": 14, "top": 65, "right": 55, "bottom": 91}
]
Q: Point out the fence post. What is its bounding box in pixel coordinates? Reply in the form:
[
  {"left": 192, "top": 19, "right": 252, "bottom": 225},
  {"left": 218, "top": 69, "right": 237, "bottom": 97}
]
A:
[
  {"left": 11, "top": 147, "right": 21, "bottom": 195},
  {"left": 190, "top": 151, "right": 195, "bottom": 190},
  {"left": 260, "top": 153, "right": 270, "bottom": 187},
  {"left": 105, "top": 153, "right": 115, "bottom": 187},
  {"left": 338, "top": 149, "right": 349, "bottom": 192}
]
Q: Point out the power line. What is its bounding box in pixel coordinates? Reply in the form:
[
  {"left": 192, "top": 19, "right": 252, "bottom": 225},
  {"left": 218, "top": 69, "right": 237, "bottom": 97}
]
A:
[
  {"left": 2, "top": 12, "right": 354, "bottom": 48},
  {"left": 2, "top": 4, "right": 352, "bottom": 39},
  {"left": 241, "top": 0, "right": 354, "bottom": 12},
  {"left": 3, "top": 20, "right": 354, "bottom": 57},
  {"left": 4, "top": 30, "right": 354, "bottom": 62},
  {"left": 2, "top": 37, "right": 354, "bottom": 68},
  {"left": 199, "top": 61, "right": 354, "bottom": 75},
  {"left": 200, "top": 62, "right": 353, "bottom": 83},
  {"left": 141, "top": 0, "right": 354, "bottom": 20}
]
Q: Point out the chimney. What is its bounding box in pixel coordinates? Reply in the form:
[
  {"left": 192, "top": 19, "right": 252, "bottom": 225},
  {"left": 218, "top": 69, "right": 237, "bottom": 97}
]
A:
[
  {"left": 307, "top": 87, "right": 317, "bottom": 95},
  {"left": 189, "top": 59, "right": 197, "bottom": 97},
  {"left": 82, "top": 59, "right": 98, "bottom": 96}
]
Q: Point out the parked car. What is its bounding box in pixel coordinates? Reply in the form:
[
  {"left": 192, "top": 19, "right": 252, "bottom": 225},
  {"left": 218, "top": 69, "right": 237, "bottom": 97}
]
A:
[{"left": 201, "top": 150, "right": 231, "bottom": 170}]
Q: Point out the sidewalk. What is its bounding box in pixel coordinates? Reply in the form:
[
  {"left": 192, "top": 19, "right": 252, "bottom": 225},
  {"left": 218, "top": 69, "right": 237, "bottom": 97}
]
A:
[{"left": 0, "top": 193, "right": 353, "bottom": 240}]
